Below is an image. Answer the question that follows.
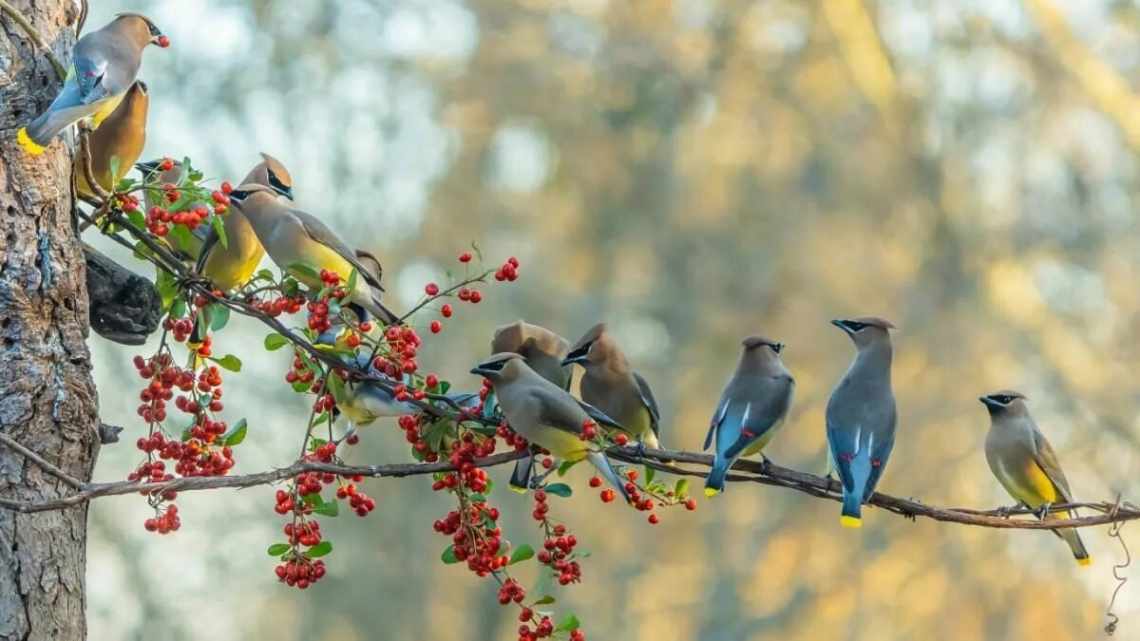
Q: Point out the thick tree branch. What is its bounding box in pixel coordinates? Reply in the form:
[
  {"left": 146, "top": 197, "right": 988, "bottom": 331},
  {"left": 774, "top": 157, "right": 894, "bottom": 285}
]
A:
[{"left": 0, "top": 438, "right": 1134, "bottom": 531}]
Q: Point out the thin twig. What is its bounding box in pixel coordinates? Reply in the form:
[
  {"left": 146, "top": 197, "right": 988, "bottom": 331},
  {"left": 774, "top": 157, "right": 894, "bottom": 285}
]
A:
[
  {"left": 1105, "top": 496, "right": 1130, "bottom": 635},
  {"left": 0, "top": 0, "right": 67, "bottom": 81},
  {"left": 0, "top": 430, "right": 85, "bottom": 489}
]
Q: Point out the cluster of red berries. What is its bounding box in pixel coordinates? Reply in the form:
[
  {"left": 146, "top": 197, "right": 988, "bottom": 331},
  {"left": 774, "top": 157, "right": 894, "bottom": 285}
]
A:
[
  {"left": 579, "top": 419, "right": 598, "bottom": 441},
  {"left": 117, "top": 193, "right": 141, "bottom": 213},
  {"left": 137, "top": 429, "right": 235, "bottom": 479},
  {"left": 497, "top": 578, "right": 526, "bottom": 605},
  {"left": 428, "top": 433, "right": 494, "bottom": 493},
  {"left": 396, "top": 414, "right": 436, "bottom": 461},
  {"left": 251, "top": 293, "right": 305, "bottom": 318},
  {"left": 284, "top": 354, "right": 320, "bottom": 388},
  {"left": 371, "top": 325, "right": 422, "bottom": 378},
  {"left": 456, "top": 287, "right": 483, "bottom": 304},
  {"left": 142, "top": 505, "right": 181, "bottom": 535},
  {"left": 133, "top": 354, "right": 183, "bottom": 423},
  {"left": 274, "top": 558, "right": 327, "bottom": 590},
  {"left": 495, "top": 420, "right": 531, "bottom": 453},
  {"left": 146, "top": 203, "right": 212, "bottom": 236},
  {"left": 335, "top": 483, "right": 377, "bottom": 517},
  {"left": 284, "top": 519, "right": 322, "bottom": 547},
  {"left": 494, "top": 256, "right": 521, "bottom": 282},
  {"left": 162, "top": 315, "right": 195, "bottom": 343},
  {"left": 532, "top": 492, "right": 583, "bottom": 585},
  {"left": 434, "top": 500, "right": 507, "bottom": 576}
]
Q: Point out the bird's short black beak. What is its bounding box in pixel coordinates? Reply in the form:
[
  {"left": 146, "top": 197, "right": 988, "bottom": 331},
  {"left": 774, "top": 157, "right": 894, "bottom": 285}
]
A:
[
  {"left": 470, "top": 365, "right": 493, "bottom": 377},
  {"left": 135, "top": 160, "right": 160, "bottom": 174}
]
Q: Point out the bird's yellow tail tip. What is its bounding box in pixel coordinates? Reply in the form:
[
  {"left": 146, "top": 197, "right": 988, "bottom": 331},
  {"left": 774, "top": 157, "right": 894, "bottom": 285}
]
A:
[
  {"left": 704, "top": 487, "right": 720, "bottom": 498},
  {"left": 508, "top": 485, "right": 529, "bottom": 495},
  {"left": 840, "top": 515, "right": 862, "bottom": 529},
  {"left": 1077, "top": 557, "right": 1092, "bottom": 567},
  {"left": 16, "top": 128, "right": 46, "bottom": 155}
]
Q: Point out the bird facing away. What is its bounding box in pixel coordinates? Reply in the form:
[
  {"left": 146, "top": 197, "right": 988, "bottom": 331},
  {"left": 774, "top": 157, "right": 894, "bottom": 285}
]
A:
[
  {"left": 226, "top": 184, "right": 399, "bottom": 325},
  {"left": 490, "top": 320, "right": 574, "bottom": 491},
  {"left": 562, "top": 323, "right": 662, "bottom": 449},
  {"left": 75, "top": 80, "right": 148, "bottom": 200},
  {"left": 18, "top": 13, "right": 168, "bottom": 155},
  {"left": 980, "top": 391, "right": 1091, "bottom": 566},
  {"left": 332, "top": 353, "right": 478, "bottom": 429},
  {"left": 196, "top": 154, "right": 294, "bottom": 292},
  {"left": 471, "top": 353, "right": 630, "bottom": 502},
  {"left": 704, "top": 335, "right": 795, "bottom": 497},
  {"left": 825, "top": 316, "right": 897, "bottom": 528}
]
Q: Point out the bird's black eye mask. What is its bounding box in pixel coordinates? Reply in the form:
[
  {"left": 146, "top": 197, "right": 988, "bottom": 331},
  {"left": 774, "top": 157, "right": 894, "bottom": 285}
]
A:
[
  {"left": 991, "top": 395, "right": 1015, "bottom": 405},
  {"left": 565, "top": 343, "right": 591, "bottom": 361},
  {"left": 267, "top": 169, "right": 293, "bottom": 199},
  {"left": 479, "top": 360, "right": 507, "bottom": 372},
  {"left": 840, "top": 321, "right": 867, "bottom": 332},
  {"left": 145, "top": 21, "right": 162, "bottom": 37},
  {"left": 228, "top": 189, "right": 252, "bottom": 202}
]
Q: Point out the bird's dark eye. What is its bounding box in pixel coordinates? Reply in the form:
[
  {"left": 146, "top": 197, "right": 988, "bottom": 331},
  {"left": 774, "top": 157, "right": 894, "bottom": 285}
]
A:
[
  {"left": 998, "top": 395, "right": 1013, "bottom": 404},
  {"left": 228, "top": 189, "right": 249, "bottom": 202},
  {"left": 846, "top": 322, "right": 866, "bottom": 332}
]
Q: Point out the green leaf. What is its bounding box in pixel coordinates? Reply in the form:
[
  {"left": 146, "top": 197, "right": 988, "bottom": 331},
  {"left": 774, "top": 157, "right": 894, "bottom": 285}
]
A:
[
  {"left": 304, "top": 541, "right": 333, "bottom": 558},
  {"left": 155, "top": 270, "right": 179, "bottom": 310},
  {"left": 210, "top": 211, "right": 228, "bottom": 249},
  {"left": 282, "top": 278, "right": 300, "bottom": 297},
  {"left": 556, "top": 459, "right": 580, "bottom": 477},
  {"left": 532, "top": 567, "right": 555, "bottom": 606},
  {"left": 674, "top": 478, "right": 690, "bottom": 500},
  {"left": 210, "top": 354, "right": 242, "bottom": 372},
  {"left": 468, "top": 493, "right": 486, "bottom": 503},
  {"left": 307, "top": 438, "right": 328, "bottom": 452},
  {"left": 423, "top": 420, "right": 452, "bottom": 454},
  {"left": 287, "top": 261, "right": 320, "bottom": 283},
  {"left": 267, "top": 543, "right": 291, "bottom": 557},
  {"left": 292, "top": 381, "right": 311, "bottom": 393},
  {"left": 645, "top": 465, "right": 655, "bottom": 485},
  {"left": 313, "top": 499, "right": 339, "bottom": 517},
  {"left": 441, "top": 545, "right": 459, "bottom": 564},
  {"left": 439, "top": 380, "right": 451, "bottom": 394},
  {"left": 222, "top": 418, "right": 247, "bottom": 446},
  {"left": 534, "top": 595, "right": 556, "bottom": 606},
  {"left": 256, "top": 268, "right": 275, "bottom": 281},
  {"left": 208, "top": 304, "right": 230, "bottom": 331},
  {"left": 544, "top": 483, "right": 572, "bottom": 498},
  {"left": 346, "top": 268, "right": 358, "bottom": 294},
  {"left": 169, "top": 297, "right": 188, "bottom": 320},
  {"left": 509, "top": 544, "right": 534, "bottom": 565},
  {"left": 264, "top": 333, "right": 289, "bottom": 351},
  {"left": 326, "top": 372, "right": 347, "bottom": 405},
  {"left": 556, "top": 614, "right": 580, "bottom": 632},
  {"left": 126, "top": 209, "right": 146, "bottom": 231},
  {"left": 109, "top": 155, "right": 121, "bottom": 183}
]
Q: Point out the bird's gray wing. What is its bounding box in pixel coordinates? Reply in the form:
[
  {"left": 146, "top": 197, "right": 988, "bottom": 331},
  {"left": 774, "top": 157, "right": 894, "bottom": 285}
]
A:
[
  {"left": 722, "top": 376, "right": 794, "bottom": 460},
  {"left": 194, "top": 226, "right": 219, "bottom": 273},
  {"left": 529, "top": 387, "right": 589, "bottom": 437},
  {"left": 632, "top": 371, "right": 661, "bottom": 435},
  {"left": 1031, "top": 428, "right": 1075, "bottom": 503},
  {"left": 575, "top": 399, "right": 625, "bottom": 432},
  {"left": 290, "top": 209, "right": 385, "bottom": 291}
]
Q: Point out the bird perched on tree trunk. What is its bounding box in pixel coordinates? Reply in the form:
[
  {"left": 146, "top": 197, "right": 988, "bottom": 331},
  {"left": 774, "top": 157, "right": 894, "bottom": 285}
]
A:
[{"left": 18, "top": 13, "right": 168, "bottom": 155}]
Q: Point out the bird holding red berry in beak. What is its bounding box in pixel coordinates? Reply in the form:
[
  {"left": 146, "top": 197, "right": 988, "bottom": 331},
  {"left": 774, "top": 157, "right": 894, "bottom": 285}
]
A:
[{"left": 17, "top": 13, "right": 168, "bottom": 155}]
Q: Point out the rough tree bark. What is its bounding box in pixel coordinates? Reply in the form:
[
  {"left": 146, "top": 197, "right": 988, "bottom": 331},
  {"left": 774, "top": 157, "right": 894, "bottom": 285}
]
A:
[{"left": 0, "top": 2, "right": 98, "bottom": 640}]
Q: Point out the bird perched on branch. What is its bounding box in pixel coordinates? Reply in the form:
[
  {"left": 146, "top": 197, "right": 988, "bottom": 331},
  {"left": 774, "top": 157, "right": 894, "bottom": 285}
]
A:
[
  {"left": 490, "top": 320, "right": 574, "bottom": 491},
  {"left": 471, "top": 353, "right": 630, "bottom": 502},
  {"left": 75, "top": 80, "right": 148, "bottom": 200},
  {"left": 826, "top": 317, "right": 897, "bottom": 528},
  {"left": 980, "top": 390, "right": 1091, "bottom": 566},
  {"left": 225, "top": 184, "right": 399, "bottom": 325},
  {"left": 563, "top": 323, "right": 662, "bottom": 451},
  {"left": 195, "top": 154, "right": 293, "bottom": 292},
  {"left": 704, "top": 335, "right": 795, "bottom": 497},
  {"left": 18, "top": 13, "right": 168, "bottom": 155}
]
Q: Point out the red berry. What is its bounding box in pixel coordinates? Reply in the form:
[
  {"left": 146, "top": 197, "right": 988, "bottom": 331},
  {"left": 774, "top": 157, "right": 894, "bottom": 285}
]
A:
[
  {"left": 430, "top": 320, "right": 442, "bottom": 334},
  {"left": 600, "top": 489, "right": 615, "bottom": 503},
  {"left": 440, "top": 304, "right": 453, "bottom": 318},
  {"left": 221, "top": 181, "right": 233, "bottom": 194},
  {"left": 425, "top": 374, "right": 439, "bottom": 388},
  {"left": 588, "top": 476, "right": 601, "bottom": 488},
  {"left": 685, "top": 498, "right": 697, "bottom": 511},
  {"left": 425, "top": 283, "right": 440, "bottom": 296},
  {"left": 458, "top": 252, "right": 472, "bottom": 263},
  {"left": 468, "top": 291, "right": 482, "bottom": 304}
]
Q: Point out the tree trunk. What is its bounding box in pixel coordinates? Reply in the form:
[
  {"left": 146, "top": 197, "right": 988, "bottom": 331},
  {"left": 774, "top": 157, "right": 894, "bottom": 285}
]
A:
[{"left": 0, "top": 2, "right": 98, "bottom": 640}]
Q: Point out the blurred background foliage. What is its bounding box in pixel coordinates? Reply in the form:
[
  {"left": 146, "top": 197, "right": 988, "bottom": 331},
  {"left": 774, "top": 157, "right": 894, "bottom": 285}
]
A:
[{"left": 83, "top": 0, "right": 1140, "bottom": 639}]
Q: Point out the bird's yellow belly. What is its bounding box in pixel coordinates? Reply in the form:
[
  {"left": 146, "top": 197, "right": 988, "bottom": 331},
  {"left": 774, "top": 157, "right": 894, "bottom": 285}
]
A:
[
  {"left": 999, "top": 461, "right": 1057, "bottom": 508},
  {"left": 538, "top": 426, "right": 590, "bottom": 461}
]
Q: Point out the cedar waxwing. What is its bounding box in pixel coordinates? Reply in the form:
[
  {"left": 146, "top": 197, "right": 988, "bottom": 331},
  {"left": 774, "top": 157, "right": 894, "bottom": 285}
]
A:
[
  {"left": 471, "top": 353, "right": 630, "bottom": 502},
  {"left": 980, "top": 391, "right": 1091, "bottom": 566},
  {"left": 490, "top": 321, "right": 574, "bottom": 491},
  {"left": 226, "top": 184, "right": 399, "bottom": 325},
  {"left": 826, "top": 317, "right": 897, "bottom": 528},
  {"left": 75, "top": 80, "right": 148, "bottom": 200},
  {"left": 333, "top": 354, "right": 478, "bottom": 429},
  {"left": 195, "top": 154, "right": 294, "bottom": 291},
  {"left": 18, "top": 13, "right": 168, "bottom": 155},
  {"left": 562, "top": 323, "right": 662, "bottom": 449},
  {"left": 704, "top": 336, "right": 795, "bottom": 497}
]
